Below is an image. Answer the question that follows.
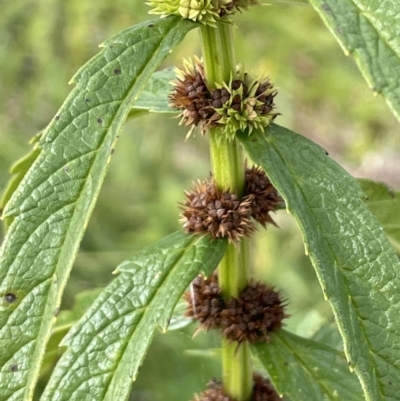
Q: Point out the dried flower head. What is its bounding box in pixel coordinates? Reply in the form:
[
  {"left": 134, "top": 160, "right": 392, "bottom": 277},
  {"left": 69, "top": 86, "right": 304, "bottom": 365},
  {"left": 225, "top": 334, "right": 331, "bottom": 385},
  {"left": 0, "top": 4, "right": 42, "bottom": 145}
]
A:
[
  {"left": 170, "top": 60, "right": 278, "bottom": 140},
  {"left": 221, "top": 281, "right": 287, "bottom": 343},
  {"left": 147, "top": 0, "right": 242, "bottom": 26},
  {"left": 252, "top": 374, "right": 282, "bottom": 401},
  {"left": 184, "top": 273, "right": 223, "bottom": 329},
  {"left": 180, "top": 179, "right": 255, "bottom": 242},
  {"left": 245, "top": 166, "right": 282, "bottom": 227},
  {"left": 169, "top": 58, "right": 216, "bottom": 137},
  {"left": 191, "top": 374, "right": 282, "bottom": 401},
  {"left": 185, "top": 274, "right": 287, "bottom": 343},
  {"left": 192, "top": 379, "right": 231, "bottom": 401}
]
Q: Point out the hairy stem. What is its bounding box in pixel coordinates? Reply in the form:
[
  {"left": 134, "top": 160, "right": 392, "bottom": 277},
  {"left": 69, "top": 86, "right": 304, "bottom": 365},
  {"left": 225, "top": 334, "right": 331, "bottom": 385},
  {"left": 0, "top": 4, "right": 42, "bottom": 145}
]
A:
[{"left": 200, "top": 23, "right": 253, "bottom": 401}]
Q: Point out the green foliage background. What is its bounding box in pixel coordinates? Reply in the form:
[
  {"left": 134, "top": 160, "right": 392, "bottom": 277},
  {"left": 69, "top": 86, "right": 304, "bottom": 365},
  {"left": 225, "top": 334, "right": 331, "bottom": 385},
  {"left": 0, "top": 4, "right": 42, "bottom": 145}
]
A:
[{"left": 0, "top": 1, "right": 399, "bottom": 400}]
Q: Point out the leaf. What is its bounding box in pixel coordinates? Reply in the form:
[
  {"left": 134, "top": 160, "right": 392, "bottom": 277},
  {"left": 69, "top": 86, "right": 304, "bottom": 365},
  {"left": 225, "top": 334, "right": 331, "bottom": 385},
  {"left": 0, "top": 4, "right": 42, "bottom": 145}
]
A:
[
  {"left": 253, "top": 330, "right": 363, "bottom": 400},
  {"left": 238, "top": 124, "right": 400, "bottom": 401},
  {"left": 167, "top": 296, "right": 194, "bottom": 331},
  {"left": 40, "top": 231, "right": 227, "bottom": 401},
  {"left": 359, "top": 178, "right": 400, "bottom": 253},
  {"left": 131, "top": 68, "right": 177, "bottom": 113},
  {"left": 0, "top": 132, "right": 42, "bottom": 229},
  {"left": 307, "top": 0, "right": 400, "bottom": 123},
  {"left": 40, "top": 288, "right": 103, "bottom": 377},
  {"left": 0, "top": 16, "right": 197, "bottom": 401}
]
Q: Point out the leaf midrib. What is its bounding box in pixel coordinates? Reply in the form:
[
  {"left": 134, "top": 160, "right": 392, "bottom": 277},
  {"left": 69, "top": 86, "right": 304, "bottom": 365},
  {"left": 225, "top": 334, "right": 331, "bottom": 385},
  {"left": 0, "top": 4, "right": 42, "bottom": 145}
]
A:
[{"left": 102, "top": 236, "right": 196, "bottom": 398}]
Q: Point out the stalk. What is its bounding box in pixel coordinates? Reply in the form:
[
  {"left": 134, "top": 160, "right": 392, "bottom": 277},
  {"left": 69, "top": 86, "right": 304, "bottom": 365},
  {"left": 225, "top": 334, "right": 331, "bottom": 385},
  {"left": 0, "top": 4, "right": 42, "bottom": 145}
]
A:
[{"left": 200, "top": 23, "right": 253, "bottom": 401}]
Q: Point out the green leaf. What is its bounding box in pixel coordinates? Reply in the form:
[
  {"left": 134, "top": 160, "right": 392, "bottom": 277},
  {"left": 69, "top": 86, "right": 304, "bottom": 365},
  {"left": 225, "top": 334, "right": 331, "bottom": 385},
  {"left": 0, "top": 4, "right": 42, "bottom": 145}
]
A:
[
  {"left": 253, "top": 330, "right": 363, "bottom": 400},
  {"left": 40, "top": 288, "right": 103, "bottom": 377},
  {"left": 131, "top": 68, "right": 177, "bottom": 113},
  {"left": 41, "top": 231, "right": 226, "bottom": 401},
  {"left": 308, "top": 0, "right": 400, "bottom": 122},
  {"left": 359, "top": 178, "right": 400, "bottom": 253},
  {"left": 0, "top": 16, "right": 197, "bottom": 401},
  {"left": 238, "top": 124, "right": 400, "bottom": 401},
  {"left": 167, "top": 296, "right": 194, "bottom": 331},
  {"left": 0, "top": 132, "right": 42, "bottom": 229}
]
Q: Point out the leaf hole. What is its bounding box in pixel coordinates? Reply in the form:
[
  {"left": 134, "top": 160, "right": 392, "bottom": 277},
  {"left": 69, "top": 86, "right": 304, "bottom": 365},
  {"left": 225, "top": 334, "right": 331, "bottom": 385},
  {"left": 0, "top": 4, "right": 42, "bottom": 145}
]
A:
[
  {"left": 4, "top": 292, "right": 17, "bottom": 303},
  {"left": 114, "top": 69, "right": 122, "bottom": 75}
]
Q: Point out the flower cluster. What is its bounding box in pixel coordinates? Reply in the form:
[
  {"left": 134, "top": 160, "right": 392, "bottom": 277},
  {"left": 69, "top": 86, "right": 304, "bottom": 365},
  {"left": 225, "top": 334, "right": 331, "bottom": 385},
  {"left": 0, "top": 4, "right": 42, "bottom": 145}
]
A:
[
  {"left": 180, "top": 179, "right": 255, "bottom": 242},
  {"left": 170, "top": 59, "right": 278, "bottom": 140},
  {"left": 185, "top": 274, "right": 287, "bottom": 343},
  {"left": 147, "top": 0, "right": 259, "bottom": 26},
  {"left": 180, "top": 167, "right": 281, "bottom": 241},
  {"left": 192, "top": 374, "right": 282, "bottom": 401},
  {"left": 245, "top": 166, "right": 282, "bottom": 227}
]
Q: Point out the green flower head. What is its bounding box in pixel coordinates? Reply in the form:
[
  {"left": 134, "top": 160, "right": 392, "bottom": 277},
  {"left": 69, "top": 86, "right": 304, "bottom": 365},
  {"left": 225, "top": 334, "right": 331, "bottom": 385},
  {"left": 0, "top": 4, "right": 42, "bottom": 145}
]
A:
[{"left": 147, "top": 0, "right": 258, "bottom": 26}]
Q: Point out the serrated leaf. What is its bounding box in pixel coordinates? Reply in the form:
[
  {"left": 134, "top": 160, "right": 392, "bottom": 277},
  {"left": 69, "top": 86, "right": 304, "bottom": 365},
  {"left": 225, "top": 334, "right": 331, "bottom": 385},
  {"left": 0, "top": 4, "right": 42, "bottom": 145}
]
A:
[
  {"left": 0, "top": 16, "right": 197, "bottom": 401},
  {"left": 253, "top": 330, "right": 363, "bottom": 400},
  {"left": 308, "top": 0, "right": 400, "bottom": 123},
  {"left": 359, "top": 178, "right": 400, "bottom": 253},
  {"left": 0, "top": 132, "right": 42, "bottom": 229},
  {"left": 238, "top": 124, "right": 400, "bottom": 401},
  {"left": 131, "top": 68, "right": 177, "bottom": 113},
  {"left": 40, "top": 288, "right": 103, "bottom": 377},
  {"left": 40, "top": 231, "right": 226, "bottom": 401}
]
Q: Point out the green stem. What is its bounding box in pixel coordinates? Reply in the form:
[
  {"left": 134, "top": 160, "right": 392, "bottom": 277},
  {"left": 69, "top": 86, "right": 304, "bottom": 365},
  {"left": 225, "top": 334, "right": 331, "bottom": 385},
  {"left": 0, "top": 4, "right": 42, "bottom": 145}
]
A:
[
  {"left": 200, "top": 22, "right": 253, "bottom": 401},
  {"left": 209, "top": 129, "right": 244, "bottom": 194}
]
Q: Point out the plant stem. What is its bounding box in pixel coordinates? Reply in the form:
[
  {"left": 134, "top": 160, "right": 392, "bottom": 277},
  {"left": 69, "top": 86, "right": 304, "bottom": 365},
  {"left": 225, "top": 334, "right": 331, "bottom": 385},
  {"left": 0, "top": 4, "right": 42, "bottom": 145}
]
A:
[{"left": 200, "top": 23, "right": 253, "bottom": 401}]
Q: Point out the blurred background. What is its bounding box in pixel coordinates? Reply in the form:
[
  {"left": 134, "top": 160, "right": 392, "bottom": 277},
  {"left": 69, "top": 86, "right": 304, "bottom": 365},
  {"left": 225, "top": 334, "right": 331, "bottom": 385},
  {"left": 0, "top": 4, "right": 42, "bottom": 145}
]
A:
[{"left": 0, "top": 1, "right": 399, "bottom": 400}]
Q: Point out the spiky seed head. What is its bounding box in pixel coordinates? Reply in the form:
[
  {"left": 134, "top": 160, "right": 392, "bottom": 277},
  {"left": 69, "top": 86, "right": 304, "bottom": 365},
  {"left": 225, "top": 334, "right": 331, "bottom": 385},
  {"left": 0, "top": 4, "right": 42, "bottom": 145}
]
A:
[
  {"left": 191, "top": 374, "right": 282, "bottom": 401},
  {"left": 169, "top": 58, "right": 216, "bottom": 137},
  {"left": 252, "top": 374, "right": 282, "bottom": 401},
  {"left": 192, "top": 380, "right": 231, "bottom": 401},
  {"left": 244, "top": 166, "right": 282, "bottom": 227},
  {"left": 170, "top": 60, "right": 279, "bottom": 139},
  {"left": 185, "top": 274, "right": 288, "bottom": 343},
  {"left": 212, "top": 72, "right": 279, "bottom": 141},
  {"left": 180, "top": 180, "right": 255, "bottom": 242},
  {"left": 148, "top": 0, "right": 239, "bottom": 25},
  {"left": 184, "top": 273, "right": 223, "bottom": 329}
]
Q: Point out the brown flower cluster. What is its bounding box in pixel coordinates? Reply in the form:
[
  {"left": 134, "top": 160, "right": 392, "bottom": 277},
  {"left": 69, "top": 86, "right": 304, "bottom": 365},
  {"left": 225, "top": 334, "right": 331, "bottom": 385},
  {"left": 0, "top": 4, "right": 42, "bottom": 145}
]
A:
[
  {"left": 169, "top": 59, "right": 278, "bottom": 139},
  {"left": 252, "top": 374, "right": 282, "bottom": 401},
  {"left": 192, "top": 374, "right": 282, "bottom": 401},
  {"left": 180, "top": 168, "right": 281, "bottom": 241},
  {"left": 245, "top": 166, "right": 282, "bottom": 227},
  {"left": 169, "top": 59, "right": 216, "bottom": 137},
  {"left": 180, "top": 180, "right": 255, "bottom": 242},
  {"left": 185, "top": 274, "right": 287, "bottom": 343}
]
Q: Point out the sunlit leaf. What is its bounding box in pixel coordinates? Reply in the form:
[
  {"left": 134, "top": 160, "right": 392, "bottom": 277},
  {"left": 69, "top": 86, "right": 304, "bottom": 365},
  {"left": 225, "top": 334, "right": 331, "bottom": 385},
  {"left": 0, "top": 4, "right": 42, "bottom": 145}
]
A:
[
  {"left": 0, "top": 17, "right": 197, "bottom": 401},
  {"left": 239, "top": 124, "right": 400, "bottom": 401},
  {"left": 359, "top": 178, "right": 400, "bottom": 253},
  {"left": 253, "top": 330, "right": 363, "bottom": 400},
  {"left": 308, "top": 0, "right": 400, "bottom": 122},
  {"left": 41, "top": 231, "right": 227, "bottom": 401},
  {"left": 40, "top": 288, "right": 103, "bottom": 377}
]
